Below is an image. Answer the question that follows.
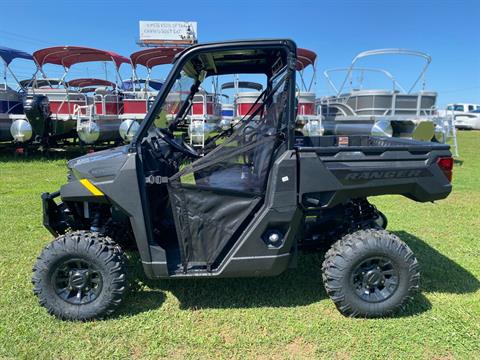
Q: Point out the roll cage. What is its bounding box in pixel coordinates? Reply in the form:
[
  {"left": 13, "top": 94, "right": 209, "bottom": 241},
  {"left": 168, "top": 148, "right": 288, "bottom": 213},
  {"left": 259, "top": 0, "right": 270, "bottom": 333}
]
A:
[{"left": 132, "top": 39, "right": 298, "bottom": 149}]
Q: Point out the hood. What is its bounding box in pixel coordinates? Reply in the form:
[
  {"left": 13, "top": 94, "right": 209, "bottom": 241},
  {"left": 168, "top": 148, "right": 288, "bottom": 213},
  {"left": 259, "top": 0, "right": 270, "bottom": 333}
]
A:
[{"left": 68, "top": 145, "right": 130, "bottom": 182}]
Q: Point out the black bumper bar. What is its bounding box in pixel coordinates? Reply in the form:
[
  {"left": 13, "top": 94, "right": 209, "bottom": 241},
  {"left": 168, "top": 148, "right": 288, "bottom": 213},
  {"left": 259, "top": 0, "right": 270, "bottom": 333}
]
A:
[{"left": 41, "top": 191, "right": 69, "bottom": 236}]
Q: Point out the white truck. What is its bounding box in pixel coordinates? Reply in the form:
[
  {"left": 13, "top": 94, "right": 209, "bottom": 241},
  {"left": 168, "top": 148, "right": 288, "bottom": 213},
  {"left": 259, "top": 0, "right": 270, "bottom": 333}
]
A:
[{"left": 442, "top": 103, "right": 480, "bottom": 130}]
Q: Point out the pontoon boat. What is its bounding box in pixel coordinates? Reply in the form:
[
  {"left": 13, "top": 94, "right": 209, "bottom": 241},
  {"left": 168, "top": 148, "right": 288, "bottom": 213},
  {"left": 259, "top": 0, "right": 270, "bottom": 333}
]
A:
[
  {"left": 295, "top": 48, "right": 322, "bottom": 136},
  {"left": 122, "top": 47, "right": 183, "bottom": 142},
  {"left": 320, "top": 49, "right": 441, "bottom": 141},
  {"left": 24, "top": 46, "right": 130, "bottom": 145},
  {"left": 0, "top": 46, "right": 34, "bottom": 143}
]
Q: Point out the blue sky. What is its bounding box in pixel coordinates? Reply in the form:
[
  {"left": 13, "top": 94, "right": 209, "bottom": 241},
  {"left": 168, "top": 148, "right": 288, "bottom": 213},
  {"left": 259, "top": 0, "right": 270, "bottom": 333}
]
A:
[{"left": 1, "top": 0, "right": 479, "bottom": 106}]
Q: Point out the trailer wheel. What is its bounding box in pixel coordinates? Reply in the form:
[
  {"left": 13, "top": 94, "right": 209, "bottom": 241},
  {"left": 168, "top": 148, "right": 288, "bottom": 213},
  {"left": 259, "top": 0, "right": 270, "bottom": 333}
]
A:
[
  {"left": 32, "top": 231, "right": 127, "bottom": 320},
  {"left": 322, "top": 229, "right": 419, "bottom": 317}
]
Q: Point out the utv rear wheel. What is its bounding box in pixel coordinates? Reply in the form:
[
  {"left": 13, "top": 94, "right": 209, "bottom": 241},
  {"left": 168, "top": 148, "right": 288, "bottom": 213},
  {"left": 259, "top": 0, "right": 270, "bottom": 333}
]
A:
[
  {"left": 32, "top": 231, "right": 127, "bottom": 320},
  {"left": 322, "top": 229, "right": 419, "bottom": 317}
]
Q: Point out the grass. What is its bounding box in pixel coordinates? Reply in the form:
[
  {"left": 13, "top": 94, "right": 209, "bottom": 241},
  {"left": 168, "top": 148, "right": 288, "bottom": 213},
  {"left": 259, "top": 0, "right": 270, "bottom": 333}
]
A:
[{"left": 0, "top": 132, "right": 479, "bottom": 359}]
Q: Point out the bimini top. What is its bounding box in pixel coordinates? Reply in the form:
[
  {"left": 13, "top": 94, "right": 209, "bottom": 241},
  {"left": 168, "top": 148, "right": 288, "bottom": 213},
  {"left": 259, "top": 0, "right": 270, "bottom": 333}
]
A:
[
  {"left": 0, "top": 46, "right": 33, "bottom": 65},
  {"left": 296, "top": 48, "right": 316, "bottom": 71},
  {"left": 33, "top": 46, "right": 129, "bottom": 69},
  {"left": 130, "top": 46, "right": 184, "bottom": 69},
  {"left": 67, "top": 78, "right": 116, "bottom": 88}
]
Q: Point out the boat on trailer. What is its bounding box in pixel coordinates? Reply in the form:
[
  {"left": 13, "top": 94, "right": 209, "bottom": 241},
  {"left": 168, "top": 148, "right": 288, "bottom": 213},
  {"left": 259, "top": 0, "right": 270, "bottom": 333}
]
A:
[
  {"left": 129, "top": 46, "right": 223, "bottom": 147},
  {"left": 219, "top": 48, "right": 322, "bottom": 138},
  {"left": 0, "top": 46, "right": 34, "bottom": 144},
  {"left": 319, "top": 49, "right": 442, "bottom": 141},
  {"left": 118, "top": 79, "right": 164, "bottom": 141},
  {"left": 66, "top": 77, "right": 125, "bottom": 144},
  {"left": 24, "top": 46, "right": 130, "bottom": 146},
  {"left": 123, "top": 46, "right": 183, "bottom": 142}
]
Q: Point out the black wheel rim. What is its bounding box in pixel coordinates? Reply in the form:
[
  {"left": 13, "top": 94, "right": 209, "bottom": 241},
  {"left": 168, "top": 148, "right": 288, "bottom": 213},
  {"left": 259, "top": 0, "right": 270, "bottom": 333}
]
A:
[
  {"left": 52, "top": 258, "right": 103, "bottom": 305},
  {"left": 351, "top": 256, "right": 399, "bottom": 303}
]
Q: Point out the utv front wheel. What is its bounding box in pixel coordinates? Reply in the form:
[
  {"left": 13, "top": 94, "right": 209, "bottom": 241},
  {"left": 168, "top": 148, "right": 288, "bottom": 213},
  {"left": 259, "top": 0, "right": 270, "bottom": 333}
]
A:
[
  {"left": 322, "top": 229, "right": 419, "bottom": 317},
  {"left": 32, "top": 231, "right": 127, "bottom": 320}
]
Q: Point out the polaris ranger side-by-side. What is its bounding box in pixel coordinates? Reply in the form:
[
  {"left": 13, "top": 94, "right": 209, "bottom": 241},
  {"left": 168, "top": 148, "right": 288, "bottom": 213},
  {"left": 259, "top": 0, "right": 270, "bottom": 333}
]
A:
[{"left": 32, "top": 40, "right": 453, "bottom": 320}]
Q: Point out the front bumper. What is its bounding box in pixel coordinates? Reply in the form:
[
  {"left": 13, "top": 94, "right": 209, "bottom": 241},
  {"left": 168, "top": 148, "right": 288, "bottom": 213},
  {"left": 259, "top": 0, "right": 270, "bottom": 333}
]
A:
[{"left": 41, "top": 191, "right": 70, "bottom": 236}]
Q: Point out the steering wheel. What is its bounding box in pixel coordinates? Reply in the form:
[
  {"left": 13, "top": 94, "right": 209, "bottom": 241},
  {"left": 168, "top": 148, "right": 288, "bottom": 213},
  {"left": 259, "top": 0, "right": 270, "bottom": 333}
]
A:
[{"left": 155, "top": 128, "right": 200, "bottom": 158}]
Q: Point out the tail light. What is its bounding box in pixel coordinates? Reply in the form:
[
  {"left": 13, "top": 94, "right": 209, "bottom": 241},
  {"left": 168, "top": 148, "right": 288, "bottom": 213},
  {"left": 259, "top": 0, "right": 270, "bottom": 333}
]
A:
[{"left": 436, "top": 156, "right": 454, "bottom": 182}]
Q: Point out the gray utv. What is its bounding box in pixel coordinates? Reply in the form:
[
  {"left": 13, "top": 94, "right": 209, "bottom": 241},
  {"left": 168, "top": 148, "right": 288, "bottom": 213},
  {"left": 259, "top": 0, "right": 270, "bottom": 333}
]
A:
[{"left": 32, "top": 40, "right": 453, "bottom": 320}]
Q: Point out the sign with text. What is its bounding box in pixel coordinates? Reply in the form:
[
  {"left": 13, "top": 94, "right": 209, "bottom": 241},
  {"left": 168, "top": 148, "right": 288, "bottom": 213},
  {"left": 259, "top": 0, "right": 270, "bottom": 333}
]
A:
[{"left": 139, "top": 21, "right": 197, "bottom": 43}]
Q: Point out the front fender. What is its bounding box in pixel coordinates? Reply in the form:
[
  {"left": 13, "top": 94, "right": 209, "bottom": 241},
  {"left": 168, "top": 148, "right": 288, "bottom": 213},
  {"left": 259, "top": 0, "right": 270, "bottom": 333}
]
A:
[{"left": 60, "top": 180, "right": 109, "bottom": 204}]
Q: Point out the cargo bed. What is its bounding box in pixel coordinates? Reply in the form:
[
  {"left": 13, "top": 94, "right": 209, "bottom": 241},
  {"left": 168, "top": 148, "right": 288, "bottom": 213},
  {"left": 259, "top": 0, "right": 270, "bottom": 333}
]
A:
[{"left": 295, "top": 135, "right": 452, "bottom": 208}]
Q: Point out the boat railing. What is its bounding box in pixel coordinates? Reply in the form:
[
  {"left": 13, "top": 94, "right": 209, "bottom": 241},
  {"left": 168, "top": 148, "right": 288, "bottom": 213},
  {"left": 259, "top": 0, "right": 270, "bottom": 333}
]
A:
[
  {"left": 335, "top": 48, "right": 432, "bottom": 96},
  {"left": 324, "top": 67, "right": 406, "bottom": 95},
  {"left": 6, "top": 100, "right": 23, "bottom": 114},
  {"left": 54, "top": 92, "right": 89, "bottom": 120},
  {"left": 191, "top": 92, "right": 221, "bottom": 120},
  {"left": 94, "top": 92, "right": 124, "bottom": 115},
  {"left": 322, "top": 91, "right": 437, "bottom": 118},
  {"left": 74, "top": 103, "right": 95, "bottom": 133},
  {"left": 30, "top": 88, "right": 89, "bottom": 120}
]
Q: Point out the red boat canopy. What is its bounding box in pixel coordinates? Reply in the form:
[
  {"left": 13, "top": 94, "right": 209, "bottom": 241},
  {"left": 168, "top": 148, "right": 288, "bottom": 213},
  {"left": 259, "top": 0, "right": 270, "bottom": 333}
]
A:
[
  {"left": 130, "top": 46, "right": 184, "bottom": 69},
  {"left": 33, "top": 46, "right": 130, "bottom": 69},
  {"left": 296, "top": 48, "right": 317, "bottom": 71},
  {"left": 67, "top": 78, "right": 116, "bottom": 88}
]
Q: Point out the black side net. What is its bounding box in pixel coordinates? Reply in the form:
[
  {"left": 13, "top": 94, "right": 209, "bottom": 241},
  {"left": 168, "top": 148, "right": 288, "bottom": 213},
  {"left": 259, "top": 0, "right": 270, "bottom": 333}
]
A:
[{"left": 168, "top": 68, "right": 291, "bottom": 268}]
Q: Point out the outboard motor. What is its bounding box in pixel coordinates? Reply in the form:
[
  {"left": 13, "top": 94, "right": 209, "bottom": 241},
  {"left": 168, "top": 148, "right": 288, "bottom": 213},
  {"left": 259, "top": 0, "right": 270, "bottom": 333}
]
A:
[{"left": 24, "top": 94, "right": 51, "bottom": 139}]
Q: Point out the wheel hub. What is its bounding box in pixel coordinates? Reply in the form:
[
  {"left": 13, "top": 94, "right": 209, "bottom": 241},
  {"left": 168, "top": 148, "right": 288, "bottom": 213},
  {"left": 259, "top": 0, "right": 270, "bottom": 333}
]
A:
[
  {"left": 364, "top": 269, "right": 384, "bottom": 287},
  {"left": 351, "top": 257, "right": 399, "bottom": 303},
  {"left": 68, "top": 270, "right": 90, "bottom": 290},
  {"left": 52, "top": 258, "right": 103, "bottom": 305}
]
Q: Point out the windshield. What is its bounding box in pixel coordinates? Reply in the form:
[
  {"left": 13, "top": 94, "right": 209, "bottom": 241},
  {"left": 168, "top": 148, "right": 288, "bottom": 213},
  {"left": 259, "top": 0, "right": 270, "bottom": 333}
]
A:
[
  {"left": 148, "top": 70, "right": 197, "bottom": 130},
  {"left": 447, "top": 104, "right": 465, "bottom": 111},
  {"left": 139, "top": 45, "right": 292, "bottom": 151}
]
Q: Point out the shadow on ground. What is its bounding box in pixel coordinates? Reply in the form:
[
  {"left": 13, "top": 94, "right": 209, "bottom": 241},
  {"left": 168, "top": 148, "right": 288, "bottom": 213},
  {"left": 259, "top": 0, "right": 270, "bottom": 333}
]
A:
[
  {"left": 394, "top": 231, "right": 479, "bottom": 294},
  {"left": 118, "top": 231, "right": 479, "bottom": 318}
]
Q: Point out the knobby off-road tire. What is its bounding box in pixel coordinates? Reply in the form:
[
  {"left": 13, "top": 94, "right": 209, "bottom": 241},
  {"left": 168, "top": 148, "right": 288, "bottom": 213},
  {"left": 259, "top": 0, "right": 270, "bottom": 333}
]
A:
[
  {"left": 322, "top": 229, "right": 419, "bottom": 318},
  {"left": 32, "top": 231, "right": 128, "bottom": 320}
]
